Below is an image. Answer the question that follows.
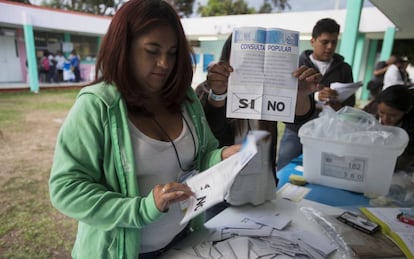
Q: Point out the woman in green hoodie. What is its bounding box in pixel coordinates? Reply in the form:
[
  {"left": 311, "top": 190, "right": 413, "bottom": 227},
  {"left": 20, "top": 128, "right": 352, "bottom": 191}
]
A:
[{"left": 49, "top": 1, "right": 240, "bottom": 258}]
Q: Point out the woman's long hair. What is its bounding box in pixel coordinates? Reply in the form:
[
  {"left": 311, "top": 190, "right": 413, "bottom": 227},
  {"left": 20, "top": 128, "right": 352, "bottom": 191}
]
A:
[{"left": 92, "top": 0, "right": 194, "bottom": 114}]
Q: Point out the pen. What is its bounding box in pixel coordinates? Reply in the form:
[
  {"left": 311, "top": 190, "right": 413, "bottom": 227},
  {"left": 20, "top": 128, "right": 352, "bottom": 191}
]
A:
[{"left": 397, "top": 212, "right": 414, "bottom": 226}]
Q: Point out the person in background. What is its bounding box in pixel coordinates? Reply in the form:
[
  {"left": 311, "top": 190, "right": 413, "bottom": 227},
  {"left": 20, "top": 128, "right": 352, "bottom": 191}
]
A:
[
  {"left": 48, "top": 1, "right": 240, "bottom": 258},
  {"left": 69, "top": 49, "right": 81, "bottom": 82},
  {"left": 383, "top": 56, "right": 411, "bottom": 90},
  {"left": 367, "top": 55, "right": 396, "bottom": 98},
  {"left": 400, "top": 56, "right": 412, "bottom": 87},
  {"left": 47, "top": 51, "right": 57, "bottom": 83},
  {"left": 363, "top": 85, "right": 414, "bottom": 171},
  {"left": 195, "top": 34, "right": 322, "bottom": 219},
  {"left": 55, "top": 50, "right": 67, "bottom": 82},
  {"left": 276, "top": 17, "right": 354, "bottom": 171},
  {"left": 38, "top": 50, "right": 50, "bottom": 83}
]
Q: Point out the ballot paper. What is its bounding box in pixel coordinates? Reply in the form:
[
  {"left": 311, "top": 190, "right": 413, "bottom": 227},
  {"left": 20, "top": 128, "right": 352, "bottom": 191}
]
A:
[
  {"left": 278, "top": 182, "right": 311, "bottom": 202},
  {"left": 226, "top": 27, "right": 300, "bottom": 122},
  {"left": 163, "top": 201, "right": 338, "bottom": 259},
  {"left": 161, "top": 231, "right": 337, "bottom": 259},
  {"left": 180, "top": 130, "right": 269, "bottom": 225},
  {"left": 330, "top": 81, "right": 362, "bottom": 102}
]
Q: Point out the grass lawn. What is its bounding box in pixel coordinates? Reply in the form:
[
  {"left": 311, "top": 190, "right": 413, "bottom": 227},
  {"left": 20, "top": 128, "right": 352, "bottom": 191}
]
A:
[{"left": 0, "top": 88, "right": 79, "bottom": 258}]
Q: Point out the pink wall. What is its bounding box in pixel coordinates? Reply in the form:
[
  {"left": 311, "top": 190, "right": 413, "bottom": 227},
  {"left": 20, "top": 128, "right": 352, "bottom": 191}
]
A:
[{"left": 16, "top": 28, "right": 28, "bottom": 82}]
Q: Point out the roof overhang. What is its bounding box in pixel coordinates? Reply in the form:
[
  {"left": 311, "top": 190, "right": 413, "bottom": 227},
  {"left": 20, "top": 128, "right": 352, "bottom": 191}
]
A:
[
  {"left": 181, "top": 7, "right": 395, "bottom": 41},
  {"left": 370, "top": 0, "right": 414, "bottom": 39}
]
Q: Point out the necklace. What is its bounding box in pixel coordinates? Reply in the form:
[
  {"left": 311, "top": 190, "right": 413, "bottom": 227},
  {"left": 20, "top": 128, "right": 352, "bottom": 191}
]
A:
[{"left": 151, "top": 114, "right": 196, "bottom": 172}]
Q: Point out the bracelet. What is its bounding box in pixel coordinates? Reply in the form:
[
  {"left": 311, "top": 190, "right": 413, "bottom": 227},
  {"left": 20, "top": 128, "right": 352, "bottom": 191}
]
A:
[{"left": 208, "top": 89, "right": 227, "bottom": 101}]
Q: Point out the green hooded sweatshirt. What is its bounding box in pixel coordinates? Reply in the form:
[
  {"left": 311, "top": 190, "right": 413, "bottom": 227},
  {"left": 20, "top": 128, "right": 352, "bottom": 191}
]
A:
[{"left": 49, "top": 82, "right": 223, "bottom": 258}]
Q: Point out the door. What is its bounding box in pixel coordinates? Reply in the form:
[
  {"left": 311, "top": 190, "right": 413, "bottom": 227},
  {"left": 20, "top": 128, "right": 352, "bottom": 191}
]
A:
[{"left": 0, "top": 36, "right": 23, "bottom": 83}]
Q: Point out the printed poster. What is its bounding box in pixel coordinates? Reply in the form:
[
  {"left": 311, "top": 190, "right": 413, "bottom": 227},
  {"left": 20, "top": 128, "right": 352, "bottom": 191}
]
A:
[{"left": 226, "top": 27, "right": 300, "bottom": 122}]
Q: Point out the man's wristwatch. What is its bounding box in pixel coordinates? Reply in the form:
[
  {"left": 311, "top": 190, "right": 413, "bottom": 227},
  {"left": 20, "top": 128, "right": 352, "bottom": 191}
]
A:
[{"left": 208, "top": 89, "right": 227, "bottom": 101}]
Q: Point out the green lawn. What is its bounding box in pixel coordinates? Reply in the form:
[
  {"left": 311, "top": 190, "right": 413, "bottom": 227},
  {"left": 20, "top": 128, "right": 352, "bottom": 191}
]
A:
[{"left": 0, "top": 88, "right": 79, "bottom": 258}]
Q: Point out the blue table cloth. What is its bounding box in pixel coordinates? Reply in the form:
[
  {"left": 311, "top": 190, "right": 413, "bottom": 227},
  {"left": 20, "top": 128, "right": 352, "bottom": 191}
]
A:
[{"left": 277, "top": 155, "right": 370, "bottom": 208}]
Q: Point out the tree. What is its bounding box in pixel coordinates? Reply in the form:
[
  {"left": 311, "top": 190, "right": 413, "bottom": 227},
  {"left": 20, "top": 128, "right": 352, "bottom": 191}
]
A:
[
  {"left": 35, "top": 0, "right": 195, "bottom": 17},
  {"left": 40, "top": 0, "right": 117, "bottom": 15},
  {"left": 269, "top": 0, "right": 291, "bottom": 12},
  {"left": 166, "top": 0, "right": 195, "bottom": 18},
  {"left": 198, "top": 0, "right": 290, "bottom": 16},
  {"left": 198, "top": 0, "right": 255, "bottom": 17},
  {"left": 258, "top": 0, "right": 272, "bottom": 14}
]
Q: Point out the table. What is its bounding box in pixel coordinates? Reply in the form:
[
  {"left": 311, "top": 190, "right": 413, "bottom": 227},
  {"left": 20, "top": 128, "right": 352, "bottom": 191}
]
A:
[
  {"left": 158, "top": 155, "right": 408, "bottom": 259},
  {"left": 276, "top": 155, "right": 370, "bottom": 209},
  {"left": 161, "top": 196, "right": 346, "bottom": 259},
  {"left": 161, "top": 195, "right": 406, "bottom": 259}
]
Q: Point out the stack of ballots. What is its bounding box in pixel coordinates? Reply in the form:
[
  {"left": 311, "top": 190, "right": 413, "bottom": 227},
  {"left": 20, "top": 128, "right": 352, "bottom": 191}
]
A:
[{"left": 160, "top": 209, "right": 337, "bottom": 259}]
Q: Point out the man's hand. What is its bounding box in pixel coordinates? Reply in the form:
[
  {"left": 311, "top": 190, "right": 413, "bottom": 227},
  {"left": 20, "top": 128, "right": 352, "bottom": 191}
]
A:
[{"left": 318, "top": 87, "right": 338, "bottom": 103}]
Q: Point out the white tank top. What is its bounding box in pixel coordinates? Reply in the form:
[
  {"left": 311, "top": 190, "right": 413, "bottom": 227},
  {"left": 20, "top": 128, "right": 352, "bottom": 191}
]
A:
[{"left": 128, "top": 110, "right": 197, "bottom": 253}]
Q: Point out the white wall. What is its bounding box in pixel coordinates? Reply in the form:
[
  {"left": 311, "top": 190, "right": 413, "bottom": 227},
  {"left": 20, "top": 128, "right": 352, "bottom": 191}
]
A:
[
  {"left": 0, "top": 36, "right": 23, "bottom": 83},
  {"left": 0, "top": 2, "right": 110, "bottom": 35}
]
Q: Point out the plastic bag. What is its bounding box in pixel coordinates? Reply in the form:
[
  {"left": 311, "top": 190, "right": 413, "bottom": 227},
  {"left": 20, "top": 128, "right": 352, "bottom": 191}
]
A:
[
  {"left": 299, "top": 106, "right": 408, "bottom": 148},
  {"left": 300, "top": 207, "right": 405, "bottom": 259},
  {"left": 370, "top": 171, "right": 414, "bottom": 206}
]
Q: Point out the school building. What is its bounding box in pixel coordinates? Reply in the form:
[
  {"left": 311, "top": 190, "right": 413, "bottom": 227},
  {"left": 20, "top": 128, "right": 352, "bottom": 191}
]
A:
[{"left": 0, "top": 0, "right": 412, "bottom": 101}]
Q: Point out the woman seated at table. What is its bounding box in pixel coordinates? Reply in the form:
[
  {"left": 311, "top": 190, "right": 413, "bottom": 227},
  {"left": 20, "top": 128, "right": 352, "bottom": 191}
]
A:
[{"left": 363, "top": 84, "right": 414, "bottom": 171}]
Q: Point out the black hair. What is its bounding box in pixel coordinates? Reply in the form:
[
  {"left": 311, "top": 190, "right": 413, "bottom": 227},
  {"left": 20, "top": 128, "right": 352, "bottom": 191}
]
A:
[
  {"left": 376, "top": 85, "right": 413, "bottom": 113},
  {"left": 312, "top": 18, "right": 340, "bottom": 38}
]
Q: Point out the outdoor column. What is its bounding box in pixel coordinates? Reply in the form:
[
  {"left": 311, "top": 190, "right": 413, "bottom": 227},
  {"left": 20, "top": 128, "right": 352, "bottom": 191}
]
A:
[
  {"left": 351, "top": 33, "right": 367, "bottom": 102},
  {"left": 97, "top": 36, "right": 102, "bottom": 50},
  {"left": 380, "top": 27, "right": 396, "bottom": 61},
  {"left": 63, "top": 32, "right": 71, "bottom": 57},
  {"left": 352, "top": 33, "right": 366, "bottom": 82},
  {"left": 361, "top": 39, "right": 379, "bottom": 101},
  {"left": 22, "top": 12, "right": 39, "bottom": 93},
  {"left": 339, "top": 0, "right": 363, "bottom": 66}
]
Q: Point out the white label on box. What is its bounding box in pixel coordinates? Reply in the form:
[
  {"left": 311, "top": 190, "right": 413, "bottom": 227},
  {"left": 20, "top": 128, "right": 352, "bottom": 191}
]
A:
[{"left": 321, "top": 153, "right": 367, "bottom": 182}]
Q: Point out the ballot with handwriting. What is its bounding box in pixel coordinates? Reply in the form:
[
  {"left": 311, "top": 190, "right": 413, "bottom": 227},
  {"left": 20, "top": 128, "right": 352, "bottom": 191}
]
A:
[{"left": 180, "top": 131, "right": 269, "bottom": 225}]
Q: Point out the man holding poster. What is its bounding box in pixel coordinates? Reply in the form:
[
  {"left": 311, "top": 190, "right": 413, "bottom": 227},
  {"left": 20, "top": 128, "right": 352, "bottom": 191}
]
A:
[{"left": 277, "top": 18, "right": 354, "bottom": 171}]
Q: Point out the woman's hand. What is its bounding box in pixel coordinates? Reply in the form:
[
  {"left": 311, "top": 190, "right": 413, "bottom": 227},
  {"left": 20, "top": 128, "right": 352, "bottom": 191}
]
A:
[
  {"left": 294, "top": 65, "right": 323, "bottom": 97},
  {"left": 293, "top": 65, "right": 322, "bottom": 115},
  {"left": 153, "top": 182, "right": 194, "bottom": 212},
  {"left": 206, "top": 61, "right": 233, "bottom": 107},
  {"left": 221, "top": 144, "right": 241, "bottom": 160}
]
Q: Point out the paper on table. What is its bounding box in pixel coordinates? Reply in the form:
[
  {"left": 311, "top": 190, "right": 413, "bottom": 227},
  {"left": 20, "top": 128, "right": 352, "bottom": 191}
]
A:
[
  {"left": 289, "top": 230, "right": 337, "bottom": 257},
  {"left": 250, "top": 214, "right": 291, "bottom": 230},
  {"left": 330, "top": 81, "right": 362, "bottom": 102},
  {"left": 229, "top": 237, "right": 249, "bottom": 259},
  {"left": 277, "top": 182, "right": 310, "bottom": 202},
  {"left": 180, "top": 131, "right": 269, "bottom": 225}
]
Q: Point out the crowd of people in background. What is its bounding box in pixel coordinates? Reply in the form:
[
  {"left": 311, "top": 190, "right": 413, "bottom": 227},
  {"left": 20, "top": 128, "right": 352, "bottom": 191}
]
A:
[
  {"left": 38, "top": 49, "right": 81, "bottom": 83},
  {"left": 368, "top": 54, "right": 412, "bottom": 98},
  {"left": 277, "top": 18, "right": 355, "bottom": 171}
]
